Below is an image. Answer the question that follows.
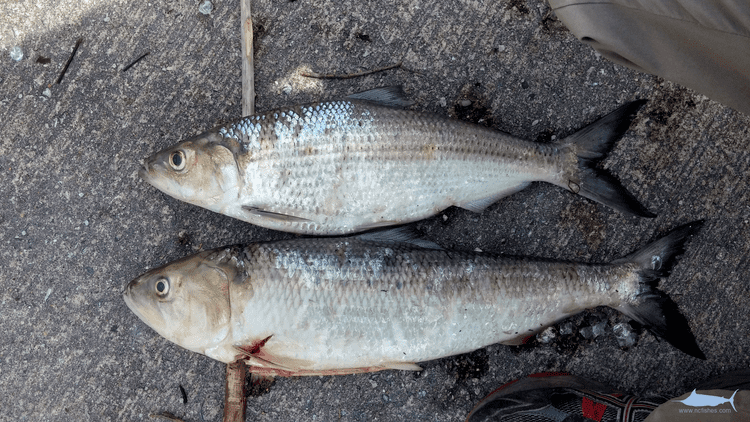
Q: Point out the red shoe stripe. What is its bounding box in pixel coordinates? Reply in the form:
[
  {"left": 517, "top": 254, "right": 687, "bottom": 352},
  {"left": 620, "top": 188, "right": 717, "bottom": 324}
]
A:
[{"left": 582, "top": 397, "right": 607, "bottom": 422}]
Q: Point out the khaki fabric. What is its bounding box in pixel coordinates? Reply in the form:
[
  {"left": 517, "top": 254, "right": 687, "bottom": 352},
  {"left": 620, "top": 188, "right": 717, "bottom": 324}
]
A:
[
  {"left": 644, "top": 389, "right": 750, "bottom": 422},
  {"left": 548, "top": 0, "right": 750, "bottom": 115}
]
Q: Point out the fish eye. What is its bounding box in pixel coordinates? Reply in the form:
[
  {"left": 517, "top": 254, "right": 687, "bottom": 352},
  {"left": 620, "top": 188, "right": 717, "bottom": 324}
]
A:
[
  {"left": 169, "top": 151, "right": 186, "bottom": 171},
  {"left": 155, "top": 277, "right": 170, "bottom": 296}
]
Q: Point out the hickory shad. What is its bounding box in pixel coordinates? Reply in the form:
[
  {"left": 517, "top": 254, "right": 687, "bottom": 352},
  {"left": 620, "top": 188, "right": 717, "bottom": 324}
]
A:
[
  {"left": 124, "top": 222, "right": 705, "bottom": 376},
  {"left": 139, "top": 87, "right": 653, "bottom": 235}
]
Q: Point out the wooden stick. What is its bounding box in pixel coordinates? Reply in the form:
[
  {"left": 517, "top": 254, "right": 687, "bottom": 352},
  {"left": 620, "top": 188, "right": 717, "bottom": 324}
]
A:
[
  {"left": 222, "top": 3, "right": 254, "bottom": 420},
  {"left": 223, "top": 360, "right": 248, "bottom": 422},
  {"left": 241, "top": 0, "right": 255, "bottom": 116},
  {"left": 300, "top": 62, "right": 402, "bottom": 79}
]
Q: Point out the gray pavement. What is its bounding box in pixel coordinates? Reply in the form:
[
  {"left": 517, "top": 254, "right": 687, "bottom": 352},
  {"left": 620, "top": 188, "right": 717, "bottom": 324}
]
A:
[{"left": 1, "top": 0, "right": 749, "bottom": 421}]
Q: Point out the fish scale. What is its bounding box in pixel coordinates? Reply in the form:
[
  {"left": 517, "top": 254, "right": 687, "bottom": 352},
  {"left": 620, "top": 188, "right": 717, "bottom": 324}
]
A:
[
  {"left": 141, "top": 88, "right": 653, "bottom": 234},
  {"left": 239, "top": 239, "right": 616, "bottom": 366}
]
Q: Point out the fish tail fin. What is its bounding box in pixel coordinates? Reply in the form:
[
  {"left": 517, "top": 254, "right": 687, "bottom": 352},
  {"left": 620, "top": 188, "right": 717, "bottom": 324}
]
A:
[
  {"left": 730, "top": 389, "right": 738, "bottom": 411},
  {"left": 558, "top": 99, "right": 655, "bottom": 217},
  {"left": 614, "top": 220, "right": 705, "bottom": 359}
]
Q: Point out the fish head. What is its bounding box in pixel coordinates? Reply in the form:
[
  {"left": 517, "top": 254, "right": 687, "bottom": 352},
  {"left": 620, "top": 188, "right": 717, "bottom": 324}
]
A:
[
  {"left": 123, "top": 247, "right": 245, "bottom": 356},
  {"left": 139, "top": 132, "right": 242, "bottom": 210}
]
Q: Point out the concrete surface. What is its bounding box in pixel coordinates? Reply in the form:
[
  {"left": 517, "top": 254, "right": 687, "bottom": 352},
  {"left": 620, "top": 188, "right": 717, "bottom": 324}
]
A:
[{"left": 1, "top": 0, "right": 749, "bottom": 421}]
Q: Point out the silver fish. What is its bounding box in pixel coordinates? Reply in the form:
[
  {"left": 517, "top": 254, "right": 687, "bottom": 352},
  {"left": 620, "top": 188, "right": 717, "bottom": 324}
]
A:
[
  {"left": 139, "top": 87, "right": 653, "bottom": 235},
  {"left": 123, "top": 222, "right": 704, "bottom": 376}
]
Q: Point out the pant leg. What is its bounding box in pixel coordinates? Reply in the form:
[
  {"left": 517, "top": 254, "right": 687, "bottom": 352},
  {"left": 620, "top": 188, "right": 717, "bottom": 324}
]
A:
[{"left": 548, "top": 0, "right": 750, "bottom": 116}]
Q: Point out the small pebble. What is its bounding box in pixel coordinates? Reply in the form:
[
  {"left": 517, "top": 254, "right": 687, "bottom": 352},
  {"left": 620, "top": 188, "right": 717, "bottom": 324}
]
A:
[
  {"left": 459, "top": 100, "right": 471, "bottom": 107},
  {"left": 580, "top": 320, "right": 607, "bottom": 339},
  {"left": 198, "top": 0, "right": 213, "bottom": 15},
  {"left": 580, "top": 326, "right": 594, "bottom": 339},
  {"left": 591, "top": 320, "right": 607, "bottom": 337},
  {"left": 613, "top": 322, "right": 638, "bottom": 348},
  {"left": 10, "top": 46, "right": 23, "bottom": 61},
  {"left": 537, "top": 326, "right": 556, "bottom": 344}
]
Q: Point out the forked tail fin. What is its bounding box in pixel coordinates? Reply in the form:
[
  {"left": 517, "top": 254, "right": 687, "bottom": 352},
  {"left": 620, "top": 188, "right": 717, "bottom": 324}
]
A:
[
  {"left": 559, "top": 100, "right": 655, "bottom": 217},
  {"left": 614, "top": 220, "right": 705, "bottom": 359},
  {"left": 729, "top": 389, "right": 738, "bottom": 412}
]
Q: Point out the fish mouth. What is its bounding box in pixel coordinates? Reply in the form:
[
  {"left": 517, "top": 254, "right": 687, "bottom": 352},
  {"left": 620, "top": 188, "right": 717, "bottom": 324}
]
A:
[
  {"left": 122, "top": 279, "right": 154, "bottom": 330},
  {"left": 122, "top": 278, "right": 147, "bottom": 318},
  {"left": 138, "top": 164, "right": 151, "bottom": 182},
  {"left": 122, "top": 280, "right": 136, "bottom": 310}
]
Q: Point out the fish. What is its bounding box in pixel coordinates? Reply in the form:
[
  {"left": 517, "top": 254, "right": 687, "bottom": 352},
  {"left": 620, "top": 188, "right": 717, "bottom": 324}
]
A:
[
  {"left": 139, "top": 87, "right": 654, "bottom": 235},
  {"left": 123, "top": 221, "right": 705, "bottom": 376},
  {"left": 673, "top": 389, "right": 738, "bottom": 411}
]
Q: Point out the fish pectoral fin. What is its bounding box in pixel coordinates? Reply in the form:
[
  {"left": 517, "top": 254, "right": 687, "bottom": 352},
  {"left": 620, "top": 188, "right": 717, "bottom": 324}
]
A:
[
  {"left": 380, "top": 362, "right": 423, "bottom": 371},
  {"left": 345, "top": 86, "right": 414, "bottom": 108},
  {"left": 237, "top": 351, "right": 295, "bottom": 372},
  {"left": 242, "top": 206, "right": 311, "bottom": 223},
  {"left": 458, "top": 183, "right": 531, "bottom": 213}
]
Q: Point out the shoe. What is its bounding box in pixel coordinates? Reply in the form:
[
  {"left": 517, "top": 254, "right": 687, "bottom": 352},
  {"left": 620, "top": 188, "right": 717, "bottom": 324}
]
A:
[{"left": 466, "top": 372, "right": 669, "bottom": 422}]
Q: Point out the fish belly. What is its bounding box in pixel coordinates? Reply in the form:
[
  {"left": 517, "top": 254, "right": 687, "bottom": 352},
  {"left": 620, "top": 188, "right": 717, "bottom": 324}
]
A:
[
  {"left": 233, "top": 101, "right": 562, "bottom": 234},
  {"left": 228, "top": 239, "right": 632, "bottom": 371}
]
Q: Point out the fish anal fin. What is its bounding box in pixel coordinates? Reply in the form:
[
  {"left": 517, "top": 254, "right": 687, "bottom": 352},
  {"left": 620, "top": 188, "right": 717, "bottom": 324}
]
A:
[
  {"left": 242, "top": 206, "right": 311, "bottom": 223},
  {"left": 458, "top": 182, "right": 531, "bottom": 213}
]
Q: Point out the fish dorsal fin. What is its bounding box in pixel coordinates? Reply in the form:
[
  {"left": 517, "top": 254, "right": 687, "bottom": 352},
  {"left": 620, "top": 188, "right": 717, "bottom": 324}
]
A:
[
  {"left": 242, "top": 205, "right": 312, "bottom": 223},
  {"left": 346, "top": 86, "right": 414, "bottom": 108},
  {"left": 356, "top": 227, "right": 443, "bottom": 250}
]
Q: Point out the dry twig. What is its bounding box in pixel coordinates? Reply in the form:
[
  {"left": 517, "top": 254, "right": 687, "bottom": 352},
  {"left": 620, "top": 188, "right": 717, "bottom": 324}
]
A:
[
  {"left": 241, "top": 0, "right": 255, "bottom": 116},
  {"left": 301, "top": 62, "right": 403, "bottom": 79},
  {"left": 56, "top": 38, "right": 83, "bottom": 84},
  {"left": 223, "top": 360, "right": 247, "bottom": 422}
]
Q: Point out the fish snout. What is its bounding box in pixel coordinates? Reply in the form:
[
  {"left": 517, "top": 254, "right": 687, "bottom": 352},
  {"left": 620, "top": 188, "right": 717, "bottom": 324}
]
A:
[
  {"left": 122, "top": 276, "right": 145, "bottom": 307},
  {"left": 122, "top": 281, "right": 134, "bottom": 309},
  {"left": 138, "top": 161, "right": 152, "bottom": 182}
]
